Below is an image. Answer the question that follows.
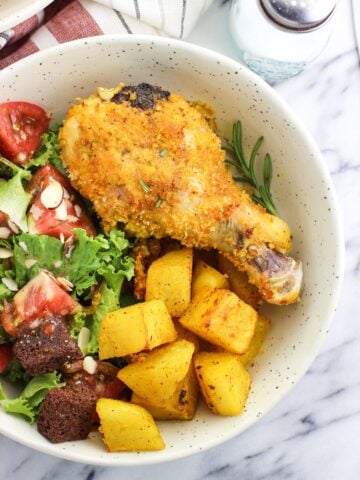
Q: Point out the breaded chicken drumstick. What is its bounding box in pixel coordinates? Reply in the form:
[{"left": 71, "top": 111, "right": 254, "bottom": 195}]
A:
[{"left": 60, "top": 83, "right": 302, "bottom": 305}]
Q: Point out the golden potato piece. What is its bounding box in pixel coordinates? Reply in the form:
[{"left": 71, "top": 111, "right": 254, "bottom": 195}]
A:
[
  {"left": 174, "top": 322, "right": 200, "bottom": 352},
  {"left": 217, "top": 253, "right": 261, "bottom": 308},
  {"left": 99, "top": 300, "right": 176, "bottom": 359},
  {"left": 194, "top": 352, "right": 251, "bottom": 416},
  {"left": 239, "top": 314, "right": 271, "bottom": 365},
  {"left": 131, "top": 364, "right": 198, "bottom": 420},
  {"left": 96, "top": 398, "right": 165, "bottom": 451},
  {"left": 179, "top": 288, "right": 257, "bottom": 354},
  {"left": 146, "top": 248, "right": 193, "bottom": 317},
  {"left": 118, "top": 340, "right": 195, "bottom": 404},
  {"left": 192, "top": 260, "right": 229, "bottom": 297}
]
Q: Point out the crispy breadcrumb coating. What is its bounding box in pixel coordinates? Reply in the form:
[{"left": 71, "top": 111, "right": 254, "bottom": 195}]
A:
[{"left": 60, "top": 85, "right": 302, "bottom": 304}]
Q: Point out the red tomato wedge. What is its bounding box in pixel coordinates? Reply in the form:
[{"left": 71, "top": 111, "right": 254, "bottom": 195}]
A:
[
  {"left": 0, "top": 102, "right": 50, "bottom": 165},
  {"left": 0, "top": 271, "right": 79, "bottom": 336},
  {"left": 27, "top": 164, "right": 96, "bottom": 240},
  {"left": 0, "top": 344, "right": 13, "bottom": 373}
]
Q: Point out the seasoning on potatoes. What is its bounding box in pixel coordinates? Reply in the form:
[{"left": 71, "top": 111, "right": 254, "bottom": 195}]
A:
[
  {"left": 96, "top": 398, "right": 165, "bottom": 451},
  {"left": 145, "top": 248, "right": 193, "bottom": 317},
  {"left": 194, "top": 352, "right": 251, "bottom": 416},
  {"left": 131, "top": 363, "right": 199, "bottom": 420},
  {"left": 191, "top": 260, "right": 229, "bottom": 298},
  {"left": 117, "top": 340, "right": 195, "bottom": 404},
  {"left": 99, "top": 299, "right": 176, "bottom": 359},
  {"left": 179, "top": 288, "right": 257, "bottom": 354}
]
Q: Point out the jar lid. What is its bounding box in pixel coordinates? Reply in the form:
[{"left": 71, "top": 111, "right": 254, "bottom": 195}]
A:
[{"left": 260, "top": 0, "right": 336, "bottom": 31}]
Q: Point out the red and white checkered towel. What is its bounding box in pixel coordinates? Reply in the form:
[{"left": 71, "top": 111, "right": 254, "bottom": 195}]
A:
[{"left": 0, "top": 0, "right": 213, "bottom": 69}]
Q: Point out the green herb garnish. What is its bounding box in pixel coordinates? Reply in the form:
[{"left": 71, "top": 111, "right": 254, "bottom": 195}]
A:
[
  {"left": 155, "top": 198, "right": 163, "bottom": 208},
  {"left": 159, "top": 148, "right": 168, "bottom": 158},
  {"left": 224, "top": 121, "right": 277, "bottom": 216},
  {"left": 138, "top": 178, "right": 150, "bottom": 194}
]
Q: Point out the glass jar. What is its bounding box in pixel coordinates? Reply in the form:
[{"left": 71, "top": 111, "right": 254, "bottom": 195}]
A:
[{"left": 229, "top": 0, "right": 336, "bottom": 83}]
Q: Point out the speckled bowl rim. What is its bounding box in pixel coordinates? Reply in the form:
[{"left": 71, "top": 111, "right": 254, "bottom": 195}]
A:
[{"left": 0, "top": 34, "right": 344, "bottom": 466}]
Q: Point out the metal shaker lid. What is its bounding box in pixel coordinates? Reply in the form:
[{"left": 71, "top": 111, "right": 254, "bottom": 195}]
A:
[{"left": 259, "top": 0, "right": 336, "bottom": 31}]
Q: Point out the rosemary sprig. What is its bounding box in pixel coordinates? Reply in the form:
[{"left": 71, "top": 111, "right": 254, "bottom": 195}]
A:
[
  {"left": 224, "top": 121, "right": 277, "bottom": 216},
  {"left": 138, "top": 178, "right": 150, "bottom": 194}
]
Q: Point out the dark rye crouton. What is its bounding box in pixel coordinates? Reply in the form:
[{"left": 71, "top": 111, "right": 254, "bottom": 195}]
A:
[
  {"left": 37, "top": 384, "right": 97, "bottom": 443},
  {"left": 13, "top": 315, "right": 82, "bottom": 376}
]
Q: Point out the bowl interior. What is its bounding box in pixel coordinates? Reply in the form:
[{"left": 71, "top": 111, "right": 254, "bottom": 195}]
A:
[{"left": 0, "top": 35, "right": 343, "bottom": 465}]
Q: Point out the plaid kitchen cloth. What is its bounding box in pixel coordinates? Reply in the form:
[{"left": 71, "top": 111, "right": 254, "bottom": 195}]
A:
[{"left": 0, "top": 0, "right": 213, "bottom": 69}]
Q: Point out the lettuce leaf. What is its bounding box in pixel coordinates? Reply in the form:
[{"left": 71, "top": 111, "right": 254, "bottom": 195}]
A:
[
  {"left": 10, "top": 229, "right": 134, "bottom": 353},
  {"left": 0, "top": 372, "right": 65, "bottom": 423},
  {"left": 0, "top": 171, "right": 31, "bottom": 232},
  {"left": 0, "top": 382, "right": 5, "bottom": 400},
  {"left": 2, "top": 398, "right": 35, "bottom": 422},
  {"left": 13, "top": 233, "right": 64, "bottom": 286},
  {"left": 26, "top": 125, "right": 66, "bottom": 175},
  {"left": 0, "top": 156, "right": 31, "bottom": 180},
  {"left": 12, "top": 229, "right": 134, "bottom": 296},
  {"left": 85, "top": 282, "right": 120, "bottom": 355},
  {"left": 2, "top": 357, "right": 31, "bottom": 384},
  {"left": 0, "top": 325, "right": 9, "bottom": 345},
  {"left": 68, "top": 310, "right": 87, "bottom": 341}
]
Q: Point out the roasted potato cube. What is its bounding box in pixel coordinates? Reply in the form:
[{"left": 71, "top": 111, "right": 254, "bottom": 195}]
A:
[
  {"left": 99, "top": 300, "right": 176, "bottom": 359},
  {"left": 96, "top": 398, "right": 165, "bottom": 451},
  {"left": 118, "top": 340, "right": 195, "bottom": 404},
  {"left": 217, "top": 254, "right": 261, "bottom": 308},
  {"left": 239, "top": 314, "right": 270, "bottom": 365},
  {"left": 179, "top": 288, "right": 257, "bottom": 354},
  {"left": 174, "top": 322, "right": 200, "bottom": 352},
  {"left": 131, "top": 364, "right": 198, "bottom": 420},
  {"left": 192, "top": 260, "right": 229, "bottom": 297},
  {"left": 194, "top": 352, "right": 251, "bottom": 416},
  {"left": 145, "top": 248, "right": 193, "bottom": 317}
]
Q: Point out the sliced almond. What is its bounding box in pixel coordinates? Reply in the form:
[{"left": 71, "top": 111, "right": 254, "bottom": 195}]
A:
[
  {"left": 0, "top": 248, "right": 13, "bottom": 259},
  {"left": 78, "top": 327, "right": 91, "bottom": 353},
  {"left": 55, "top": 201, "right": 68, "bottom": 221},
  {"left": 83, "top": 356, "right": 97, "bottom": 375},
  {"left": 0, "top": 227, "right": 11, "bottom": 239},
  {"left": 16, "top": 152, "right": 27, "bottom": 163},
  {"left": 29, "top": 204, "right": 42, "bottom": 222},
  {"left": 24, "top": 259, "right": 37, "bottom": 269},
  {"left": 2, "top": 277, "right": 18, "bottom": 292},
  {"left": 8, "top": 221, "right": 19, "bottom": 234},
  {"left": 40, "top": 180, "right": 64, "bottom": 209},
  {"left": 56, "top": 276, "right": 73, "bottom": 291},
  {"left": 18, "top": 241, "right": 28, "bottom": 253}
]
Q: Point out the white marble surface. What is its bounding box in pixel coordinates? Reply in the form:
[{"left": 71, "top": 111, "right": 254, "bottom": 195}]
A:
[{"left": 1, "top": 0, "right": 359, "bottom": 479}]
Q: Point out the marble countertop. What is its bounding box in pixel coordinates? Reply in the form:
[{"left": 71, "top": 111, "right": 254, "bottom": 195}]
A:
[{"left": 1, "top": 1, "right": 359, "bottom": 479}]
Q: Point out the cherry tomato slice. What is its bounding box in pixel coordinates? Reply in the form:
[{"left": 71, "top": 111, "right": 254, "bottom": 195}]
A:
[
  {"left": 27, "top": 164, "right": 96, "bottom": 240},
  {"left": 0, "top": 271, "right": 79, "bottom": 336},
  {"left": 0, "top": 102, "right": 50, "bottom": 165},
  {"left": 0, "top": 344, "right": 13, "bottom": 373}
]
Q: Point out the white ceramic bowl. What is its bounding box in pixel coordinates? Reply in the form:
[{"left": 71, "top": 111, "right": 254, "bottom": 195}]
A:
[{"left": 0, "top": 35, "right": 344, "bottom": 465}]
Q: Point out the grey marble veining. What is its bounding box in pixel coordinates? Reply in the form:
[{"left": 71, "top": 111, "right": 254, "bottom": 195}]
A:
[{"left": 1, "top": 0, "right": 359, "bottom": 479}]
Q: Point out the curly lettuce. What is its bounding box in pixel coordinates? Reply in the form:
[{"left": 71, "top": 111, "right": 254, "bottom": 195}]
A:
[
  {"left": 0, "top": 372, "right": 65, "bottom": 423},
  {"left": 12, "top": 228, "right": 134, "bottom": 297},
  {"left": 26, "top": 125, "right": 66, "bottom": 174}
]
